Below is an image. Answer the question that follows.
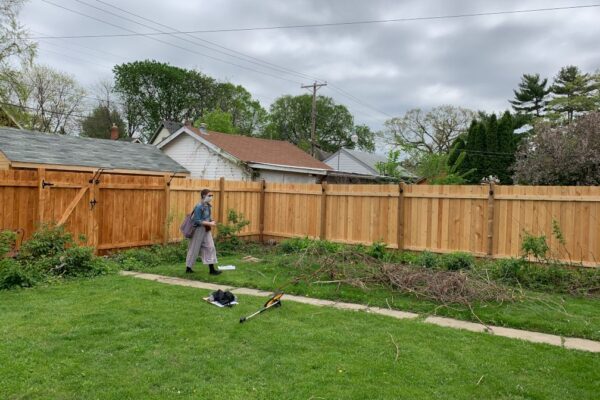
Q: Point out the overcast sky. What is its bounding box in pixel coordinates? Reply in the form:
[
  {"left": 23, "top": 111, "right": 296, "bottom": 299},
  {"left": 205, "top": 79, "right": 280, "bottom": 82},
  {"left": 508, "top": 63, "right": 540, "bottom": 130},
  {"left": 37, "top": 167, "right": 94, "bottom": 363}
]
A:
[{"left": 21, "top": 0, "right": 600, "bottom": 133}]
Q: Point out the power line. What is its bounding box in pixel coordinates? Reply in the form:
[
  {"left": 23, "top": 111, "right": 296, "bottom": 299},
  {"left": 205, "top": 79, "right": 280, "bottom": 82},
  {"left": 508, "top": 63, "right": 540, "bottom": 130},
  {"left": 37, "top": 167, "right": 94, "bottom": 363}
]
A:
[
  {"left": 93, "top": 0, "right": 323, "bottom": 84},
  {"left": 30, "top": 4, "right": 600, "bottom": 39},
  {"left": 39, "top": 0, "right": 303, "bottom": 85},
  {"left": 0, "top": 100, "right": 98, "bottom": 119}
]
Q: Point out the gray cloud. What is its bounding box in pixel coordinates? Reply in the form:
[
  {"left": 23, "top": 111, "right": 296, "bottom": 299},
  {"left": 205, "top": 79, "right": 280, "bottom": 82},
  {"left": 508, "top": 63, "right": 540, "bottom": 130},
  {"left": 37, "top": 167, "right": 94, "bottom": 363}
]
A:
[{"left": 22, "top": 0, "right": 600, "bottom": 135}]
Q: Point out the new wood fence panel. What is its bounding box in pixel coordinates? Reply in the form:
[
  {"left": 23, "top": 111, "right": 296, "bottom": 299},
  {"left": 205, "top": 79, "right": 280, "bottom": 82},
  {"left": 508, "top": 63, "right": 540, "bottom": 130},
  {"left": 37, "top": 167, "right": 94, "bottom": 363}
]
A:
[
  {"left": 493, "top": 185, "right": 600, "bottom": 263},
  {"left": 403, "top": 185, "right": 488, "bottom": 255},
  {"left": 223, "top": 180, "right": 261, "bottom": 236},
  {"left": 264, "top": 182, "right": 321, "bottom": 239},
  {"left": 0, "top": 170, "right": 38, "bottom": 240}
]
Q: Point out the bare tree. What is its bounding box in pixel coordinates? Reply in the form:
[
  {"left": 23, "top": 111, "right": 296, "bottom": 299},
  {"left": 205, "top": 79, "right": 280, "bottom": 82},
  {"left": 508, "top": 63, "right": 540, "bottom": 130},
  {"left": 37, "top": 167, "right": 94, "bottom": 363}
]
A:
[
  {"left": 11, "top": 64, "right": 86, "bottom": 134},
  {"left": 382, "top": 105, "right": 476, "bottom": 154}
]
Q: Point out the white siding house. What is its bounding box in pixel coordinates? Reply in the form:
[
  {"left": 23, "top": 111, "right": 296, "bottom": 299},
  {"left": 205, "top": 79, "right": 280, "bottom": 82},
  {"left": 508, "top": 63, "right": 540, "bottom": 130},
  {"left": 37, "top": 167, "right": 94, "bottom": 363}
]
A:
[
  {"left": 152, "top": 122, "right": 330, "bottom": 183},
  {"left": 160, "top": 133, "right": 249, "bottom": 180}
]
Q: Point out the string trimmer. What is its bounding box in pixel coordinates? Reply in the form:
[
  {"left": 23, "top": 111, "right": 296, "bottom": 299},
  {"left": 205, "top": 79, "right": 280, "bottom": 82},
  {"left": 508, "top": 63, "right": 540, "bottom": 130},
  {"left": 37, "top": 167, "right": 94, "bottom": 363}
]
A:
[{"left": 239, "top": 291, "right": 283, "bottom": 323}]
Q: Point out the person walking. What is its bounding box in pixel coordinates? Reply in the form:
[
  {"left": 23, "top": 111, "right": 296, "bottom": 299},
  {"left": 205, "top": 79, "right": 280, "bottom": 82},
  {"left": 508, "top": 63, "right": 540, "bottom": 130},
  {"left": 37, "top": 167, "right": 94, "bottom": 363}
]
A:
[{"left": 185, "top": 188, "right": 221, "bottom": 275}]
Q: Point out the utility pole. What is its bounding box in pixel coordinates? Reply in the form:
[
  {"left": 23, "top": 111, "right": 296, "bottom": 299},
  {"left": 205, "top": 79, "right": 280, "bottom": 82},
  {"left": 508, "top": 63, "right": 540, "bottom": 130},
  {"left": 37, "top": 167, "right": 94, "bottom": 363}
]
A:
[{"left": 301, "top": 81, "right": 327, "bottom": 157}]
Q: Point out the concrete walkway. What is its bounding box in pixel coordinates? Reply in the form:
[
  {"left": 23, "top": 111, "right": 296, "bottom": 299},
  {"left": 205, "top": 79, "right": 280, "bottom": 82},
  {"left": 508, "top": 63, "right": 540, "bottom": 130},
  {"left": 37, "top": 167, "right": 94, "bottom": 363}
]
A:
[{"left": 120, "top": 271, "right": 600, "bottom": 353}]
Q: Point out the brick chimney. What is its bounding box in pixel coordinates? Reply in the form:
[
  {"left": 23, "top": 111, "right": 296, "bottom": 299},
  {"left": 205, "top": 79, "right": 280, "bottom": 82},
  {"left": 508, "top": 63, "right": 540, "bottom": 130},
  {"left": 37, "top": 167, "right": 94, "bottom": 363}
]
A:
[{"left": 110, "top": 123, "right": 119, "bottom": 140}]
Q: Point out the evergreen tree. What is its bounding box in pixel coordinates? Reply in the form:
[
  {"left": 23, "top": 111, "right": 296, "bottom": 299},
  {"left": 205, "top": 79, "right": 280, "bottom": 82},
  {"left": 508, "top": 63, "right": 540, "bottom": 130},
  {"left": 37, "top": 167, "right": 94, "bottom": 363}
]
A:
[
  {"left": 80, "top": 105, "right": 125, "bottom": 139},
  {"left": 548, "top": 65, "right": 596, "bottom": 122},
  {"left": 509, "top": 73, "right": 551, "bottom": 116}
]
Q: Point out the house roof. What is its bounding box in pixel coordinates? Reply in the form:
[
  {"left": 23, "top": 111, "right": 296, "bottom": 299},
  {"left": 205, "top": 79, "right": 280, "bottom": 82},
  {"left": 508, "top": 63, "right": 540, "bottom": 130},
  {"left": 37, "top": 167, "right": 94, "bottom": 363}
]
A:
[
  {"left": 325, "top": 148, "right": 416, "bottom": 178},
  {"left": 0, "top": 126, "right": 189, "bottom": 174},
  {"left": 149, "top": 120, "right": 184, "bottom": 144},
  {"left": 162, "top": 125, "right": 331, "bottom": 171}
]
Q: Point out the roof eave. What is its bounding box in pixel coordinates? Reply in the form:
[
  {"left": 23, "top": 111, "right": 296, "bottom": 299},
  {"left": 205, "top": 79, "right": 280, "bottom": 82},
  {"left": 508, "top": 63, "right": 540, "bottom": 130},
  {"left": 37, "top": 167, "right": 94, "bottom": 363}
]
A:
[{"left": 247, "top": 162, "right": 329, "bottom": 175}]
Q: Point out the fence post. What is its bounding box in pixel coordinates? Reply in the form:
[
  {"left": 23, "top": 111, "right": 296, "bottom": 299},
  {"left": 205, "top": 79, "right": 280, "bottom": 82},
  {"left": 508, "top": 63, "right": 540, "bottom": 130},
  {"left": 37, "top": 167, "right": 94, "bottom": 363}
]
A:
[
  {"left": 163, "top": 174, "right": 171, "bottom": 245},
  {"left": 259, "top": 179, "right": 266, "bottom": 242},
  {"left": 218, "top": 177, "right": 225, "bottom": 224},
  {"left": 320, "top": 181, "right": 328, "bottom": 240},
  {"left": 87, "top": 171, "right": 99, "bottom": 254},
  {"left": 37, "top": 168, "right": 46, "bottom": 223},
  {"left": 487, "top": 182, "right": 495, "bottom": 256},
  {"left": 397, "top": 182, "right": 405, "bottom": 251}
]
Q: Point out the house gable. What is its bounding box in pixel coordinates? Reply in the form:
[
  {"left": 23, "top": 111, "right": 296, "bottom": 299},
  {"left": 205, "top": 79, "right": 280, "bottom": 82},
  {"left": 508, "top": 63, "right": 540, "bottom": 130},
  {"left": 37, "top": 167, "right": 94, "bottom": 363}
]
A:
[
  {"left": 324, "top": 150, "right": 376, "bottom": 175},
  {"left": 161, "top": 132, "right": 249, "bottom": 180}
]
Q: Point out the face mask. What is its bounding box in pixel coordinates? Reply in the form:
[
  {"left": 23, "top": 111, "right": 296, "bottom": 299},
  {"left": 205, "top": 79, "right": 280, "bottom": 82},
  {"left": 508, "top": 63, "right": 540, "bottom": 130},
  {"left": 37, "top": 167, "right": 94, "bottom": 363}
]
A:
[{"left": 204, "top": 195, "right": 213, "bottom": 203}]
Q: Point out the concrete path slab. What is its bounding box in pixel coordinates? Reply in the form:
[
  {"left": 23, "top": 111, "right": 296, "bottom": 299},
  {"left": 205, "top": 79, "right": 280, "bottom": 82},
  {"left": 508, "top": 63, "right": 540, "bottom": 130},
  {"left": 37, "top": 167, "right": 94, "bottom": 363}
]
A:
[{"left": 120, "top": 271, "right": 600, "bottom": 353}]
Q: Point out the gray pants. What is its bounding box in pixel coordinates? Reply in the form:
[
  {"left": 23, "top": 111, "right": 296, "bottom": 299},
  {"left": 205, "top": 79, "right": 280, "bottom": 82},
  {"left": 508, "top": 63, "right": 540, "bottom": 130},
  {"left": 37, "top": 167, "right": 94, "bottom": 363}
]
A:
[{"left": 186, "top": 227, "right": 218, "bottom": 268}]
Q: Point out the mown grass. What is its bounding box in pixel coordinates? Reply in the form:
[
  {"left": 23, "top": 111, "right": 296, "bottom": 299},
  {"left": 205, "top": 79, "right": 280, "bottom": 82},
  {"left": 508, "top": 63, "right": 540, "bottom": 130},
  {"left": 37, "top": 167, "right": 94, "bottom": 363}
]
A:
[
  {"left": 0, "top": 275, "right": 599, "bottom": 399},
  {"left": 145, "top": 250, "right": 600, "bottom": 341}
]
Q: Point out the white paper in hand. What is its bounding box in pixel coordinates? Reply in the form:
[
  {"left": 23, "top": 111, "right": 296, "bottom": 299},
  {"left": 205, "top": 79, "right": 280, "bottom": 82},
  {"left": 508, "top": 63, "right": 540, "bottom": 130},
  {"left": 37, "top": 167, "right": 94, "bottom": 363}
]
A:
[{"left": 217, "top": 265, "right": 236, "bottom": 271}]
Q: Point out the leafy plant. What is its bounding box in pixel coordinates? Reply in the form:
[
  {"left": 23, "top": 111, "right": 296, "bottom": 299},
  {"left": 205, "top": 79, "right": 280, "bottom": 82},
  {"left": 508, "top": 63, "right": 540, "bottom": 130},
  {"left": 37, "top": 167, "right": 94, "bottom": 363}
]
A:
[
  {"left": 18, "top": 223, "right": 73, "bottom": 261},
  {"left": 0, "top": 230, "right": 17, "bottom": 258},
  {"left": 367, "top": 241, "right": 388, "bottom": 259},
  {"left": 416, "top": 251, "right": 441, "bottom": 269},
  {"left": 442, "top": 252, "right": 475, "bottom": 271},
  {"left": 0, "top": 259, "right": 36, "bottom": 290},
  {"left": 521, "top": 231, "right": 550, "bottom": 262},
  {"left": 216, "top": 209, "right": 250, "bottom": 251}
]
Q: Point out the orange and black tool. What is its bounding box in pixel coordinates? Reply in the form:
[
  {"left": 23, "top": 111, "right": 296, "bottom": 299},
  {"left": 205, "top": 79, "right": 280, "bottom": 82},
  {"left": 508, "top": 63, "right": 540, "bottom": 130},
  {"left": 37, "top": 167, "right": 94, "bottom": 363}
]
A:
[{"left": 239, "top": 291, "right": 283, "bottom": 323}]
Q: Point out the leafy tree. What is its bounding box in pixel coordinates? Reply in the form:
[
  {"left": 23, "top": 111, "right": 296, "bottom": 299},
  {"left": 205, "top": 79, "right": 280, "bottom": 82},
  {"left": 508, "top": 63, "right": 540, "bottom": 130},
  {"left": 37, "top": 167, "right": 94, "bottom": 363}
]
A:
[
  {"left": 457, "top": 112, "right": 525, "bottom": 184},
  {"left": 548, "top": 65, "right": 596, "bottom": 122},
  {"left": 214, "top": 82, "right": 267, "bottom": 135},
  {"left": 195, "top": 109, "right": 235, "bottom": 134},
  {"left": 509, "top": 73, "right": 551, "bottom": 117},
  {"left": 80, "top": 105, "right": 125, "bottom": 139},
  {"left": 375, "top": 150, "right": 402, "bottom": 178},
  {"left": 411, "top": 151, "right": 472, "bottom": 185},
  {"left": 265, "top": 94, "right": 374, "bottom": 153},
  {"left": 513, "top": 112, "right": 600, "bottom": 185},
  {"left": 383, "top": 105, "right": 475, "bottom": 155}
]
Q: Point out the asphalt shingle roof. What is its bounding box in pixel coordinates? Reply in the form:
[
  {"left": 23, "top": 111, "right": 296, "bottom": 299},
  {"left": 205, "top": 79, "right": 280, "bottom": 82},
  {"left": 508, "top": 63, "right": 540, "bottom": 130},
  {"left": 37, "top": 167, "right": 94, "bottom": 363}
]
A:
[
  {"left": 186, "top": 126, "right": 331, "bottom": 170},
  {"left": 0, "top": 127, "right": 188, "bottom": 174}
]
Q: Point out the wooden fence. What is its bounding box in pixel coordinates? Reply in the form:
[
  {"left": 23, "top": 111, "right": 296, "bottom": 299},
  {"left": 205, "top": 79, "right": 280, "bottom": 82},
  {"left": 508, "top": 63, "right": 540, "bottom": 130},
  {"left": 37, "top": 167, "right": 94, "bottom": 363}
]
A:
[{"left": 1, "top": 169, "right": 599, "bottom": 266}]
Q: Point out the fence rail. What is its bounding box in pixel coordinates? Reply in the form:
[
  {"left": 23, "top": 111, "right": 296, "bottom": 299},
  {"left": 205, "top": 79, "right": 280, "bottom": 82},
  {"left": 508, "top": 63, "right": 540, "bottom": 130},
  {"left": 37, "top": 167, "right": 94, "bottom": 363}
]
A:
[{"left": 1, "top": 169, "right": 598, "bottom": 266}]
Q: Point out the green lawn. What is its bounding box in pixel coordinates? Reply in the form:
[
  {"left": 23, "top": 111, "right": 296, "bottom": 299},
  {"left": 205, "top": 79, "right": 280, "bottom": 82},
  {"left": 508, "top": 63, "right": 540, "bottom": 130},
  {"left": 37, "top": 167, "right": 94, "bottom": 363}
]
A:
[
  {"left": 144, "top": 251, "right": 600, "bottom": 341},
  {"left": 0, "top": 275, "right": 599, "bottom": 399}
]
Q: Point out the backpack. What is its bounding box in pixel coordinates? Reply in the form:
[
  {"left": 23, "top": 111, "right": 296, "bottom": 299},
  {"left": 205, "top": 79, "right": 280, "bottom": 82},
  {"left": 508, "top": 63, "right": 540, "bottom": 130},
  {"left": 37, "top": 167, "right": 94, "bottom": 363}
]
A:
[{"left": 209, "top": 290, "right": 237, "bottom": 307}]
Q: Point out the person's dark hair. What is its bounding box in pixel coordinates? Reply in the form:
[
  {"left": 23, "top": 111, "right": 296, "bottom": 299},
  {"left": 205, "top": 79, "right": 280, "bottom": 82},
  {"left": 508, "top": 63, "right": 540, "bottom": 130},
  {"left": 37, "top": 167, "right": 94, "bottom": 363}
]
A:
[{"left": 200, "top": 189, "right": 210, "bottom": 199}]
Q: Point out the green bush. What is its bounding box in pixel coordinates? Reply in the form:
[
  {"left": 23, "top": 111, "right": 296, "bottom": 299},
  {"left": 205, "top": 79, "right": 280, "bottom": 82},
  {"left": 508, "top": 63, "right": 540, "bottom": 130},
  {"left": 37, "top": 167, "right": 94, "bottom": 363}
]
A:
[
  {"left": 367, "top": 241, "right": 387, "bottom": 260},
  {"left": 416, "top": 251, "right": 441, "bottom": 269},
  {"left": 111, "top": 248, "right": 161, "bottom": 270},
  {"left": 18, "top": 224, "right": 73, "bottom": 261},
  {"left": 493, "top": 258, "right": 526, "bottom": 284},
  {"left": 0, "top": 230, "right": 17, "bottom": 258},
  {"left": 521, "top": 232, "right": 550, "bottom": 261},
  {"left": 216, "top": 209, "right": 250, "bottom": 253},
  {"left": 0, "top": 259, "right": 36, "bottom": 289},
  {"left": 442, "top": 252, "right": 475, "bottom": 271},
  {"left": 150, "top": 240, "right": 189, "bottom": 264},
  {"left": 279, "top": 237, "right": 316, "bottom": 253}
]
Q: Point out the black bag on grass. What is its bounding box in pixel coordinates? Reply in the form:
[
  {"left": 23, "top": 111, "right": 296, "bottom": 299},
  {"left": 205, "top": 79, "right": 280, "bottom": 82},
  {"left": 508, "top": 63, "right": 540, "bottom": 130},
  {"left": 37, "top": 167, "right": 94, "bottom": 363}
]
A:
[{"left": 209, "top": 290, "right": 236, "bottom": 306}]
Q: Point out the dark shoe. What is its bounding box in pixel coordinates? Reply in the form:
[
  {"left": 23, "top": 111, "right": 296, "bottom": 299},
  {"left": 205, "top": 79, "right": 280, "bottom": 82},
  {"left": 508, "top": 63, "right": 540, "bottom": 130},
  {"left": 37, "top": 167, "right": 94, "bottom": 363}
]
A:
[
  {"left": 209, "top": 269, "right": 222, "bottom": 275},
  {"left": 185, "top": 267, "right": 194, "bottom": 273}
]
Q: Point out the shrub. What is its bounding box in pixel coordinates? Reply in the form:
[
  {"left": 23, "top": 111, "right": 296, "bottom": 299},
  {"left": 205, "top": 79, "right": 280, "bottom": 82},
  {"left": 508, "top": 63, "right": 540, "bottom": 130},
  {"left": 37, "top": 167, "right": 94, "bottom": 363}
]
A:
[
  {"left": 111, "top": 248, "right": 161, "bottom": 270},
  {"left": 521, "top": 232, "right": 550, "bottom": 262},
  {"left": 18, "top": 224, "right": 73, "bottom": 261},
  {"left": 216, "top": 209, "right": 250, "bottom": 252},
  {"left": 0, "top": 230, "right": 17, "bottom": 258},
  {"left": 279, "top": 237, "right": 314, "bottom": 253},
  {"left": 0, "top": 259, "right": 36, "bottom": 289},
  {"left": 416, "top": 251, "right": 440, "bottom": 269},
  {"left": 150, "top": 240, "right": 188, "bottom": 264},
  {"left": 442, "top": 252, "right": 475, "bottom": 271},
  {"left": 367, "top": 241, "right": 387, "bottom": 260},
  {"left": 493, "top": 258, "right": 526, "bottom": 284}
]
